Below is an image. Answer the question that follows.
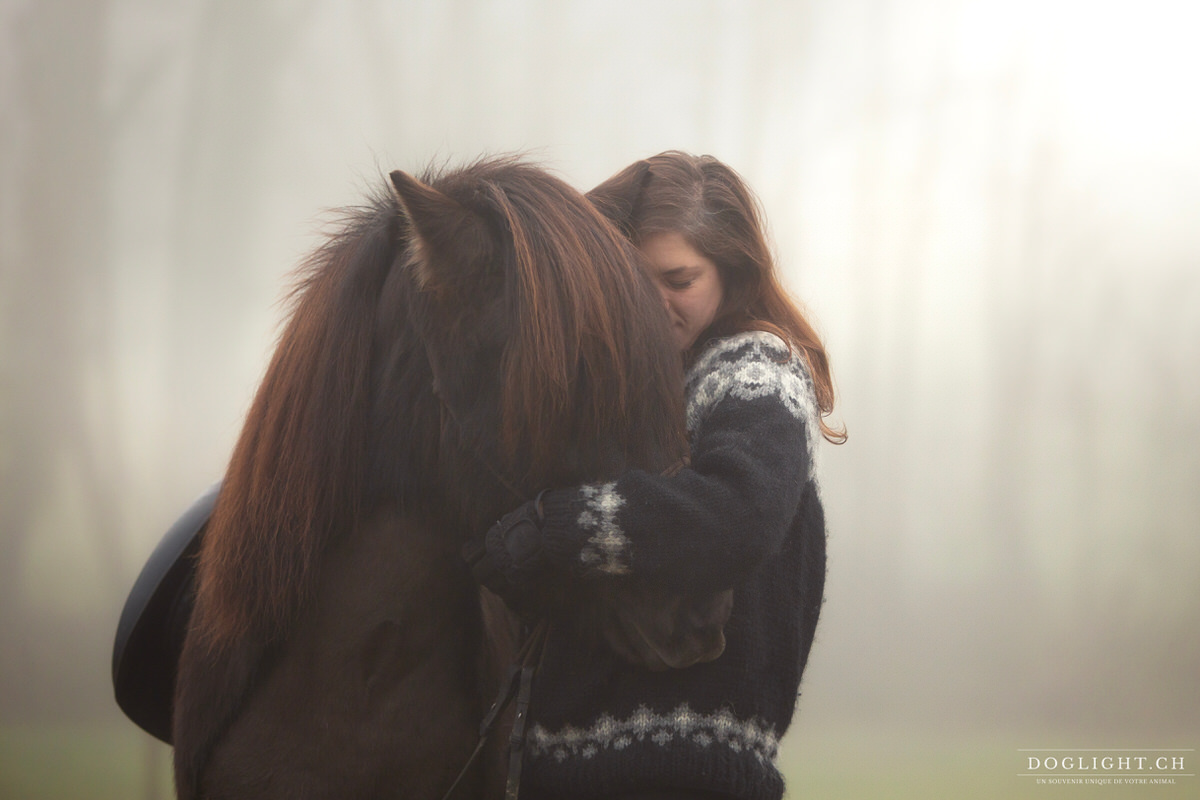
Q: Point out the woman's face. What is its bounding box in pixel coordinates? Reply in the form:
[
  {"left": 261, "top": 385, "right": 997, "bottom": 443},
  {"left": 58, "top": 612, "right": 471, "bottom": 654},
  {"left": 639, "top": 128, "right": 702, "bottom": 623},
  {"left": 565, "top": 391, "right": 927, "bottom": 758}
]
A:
[{"left": 641, "top": 231, "right": 725, "bottom": 352}]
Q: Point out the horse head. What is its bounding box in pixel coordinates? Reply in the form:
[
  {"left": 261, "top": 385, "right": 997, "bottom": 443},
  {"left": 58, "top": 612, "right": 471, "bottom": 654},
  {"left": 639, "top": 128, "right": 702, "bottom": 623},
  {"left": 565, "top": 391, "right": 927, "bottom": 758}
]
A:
[
  {"left": 379, "top": 159, "right": 688, "bottom": 531},
  {"left": 191, "top": 158, "right": 685, "bottom": 647}
]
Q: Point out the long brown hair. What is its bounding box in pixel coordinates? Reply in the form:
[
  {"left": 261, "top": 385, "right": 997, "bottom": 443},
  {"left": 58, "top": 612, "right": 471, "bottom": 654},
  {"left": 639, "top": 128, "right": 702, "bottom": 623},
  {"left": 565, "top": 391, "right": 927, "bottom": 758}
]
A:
[{"left": 589, "top": 151, "right": 846, "bottom": 443}]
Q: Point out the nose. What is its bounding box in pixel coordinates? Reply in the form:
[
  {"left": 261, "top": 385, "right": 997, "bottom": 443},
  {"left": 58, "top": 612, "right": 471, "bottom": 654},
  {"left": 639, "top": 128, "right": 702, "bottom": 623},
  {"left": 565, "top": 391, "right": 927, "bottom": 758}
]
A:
[{"left": 657, "top": 285, "right": 672, "bottom": 312}]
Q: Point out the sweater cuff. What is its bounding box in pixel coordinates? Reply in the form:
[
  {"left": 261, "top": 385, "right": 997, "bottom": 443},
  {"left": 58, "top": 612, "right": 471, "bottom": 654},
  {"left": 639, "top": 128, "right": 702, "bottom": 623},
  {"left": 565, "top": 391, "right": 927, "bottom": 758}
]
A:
[{"left": 539, "top": 487, "right": 588, "bottom": 573}]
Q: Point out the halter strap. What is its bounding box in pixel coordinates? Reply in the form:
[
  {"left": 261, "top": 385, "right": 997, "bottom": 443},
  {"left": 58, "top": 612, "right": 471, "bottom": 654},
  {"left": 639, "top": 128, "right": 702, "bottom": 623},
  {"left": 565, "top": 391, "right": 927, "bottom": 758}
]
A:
[{"left": 420, "top": 331, "right": 526, "bottom": 505}]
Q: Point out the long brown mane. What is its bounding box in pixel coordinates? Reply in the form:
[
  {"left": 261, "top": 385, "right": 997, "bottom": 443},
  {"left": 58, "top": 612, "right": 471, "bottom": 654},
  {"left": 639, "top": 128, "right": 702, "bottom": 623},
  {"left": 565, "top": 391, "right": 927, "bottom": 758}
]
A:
[
  {"left": 195, "top": 201, "right": 396, "bottom": 648},
  {"left": 173, "top": 157, "right": 686, "bottom": 797}
]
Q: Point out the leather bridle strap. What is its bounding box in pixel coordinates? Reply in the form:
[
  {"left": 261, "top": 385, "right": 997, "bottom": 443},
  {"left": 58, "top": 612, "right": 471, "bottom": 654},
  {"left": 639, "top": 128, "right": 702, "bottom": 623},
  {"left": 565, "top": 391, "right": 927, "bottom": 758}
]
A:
[
  {"left": 504, "top": 663, "right": 537, "bottom": 800},
  {"left": 439, "top": 620, "right": 549, "bottom": 800},
  {"left": 420, "top": 332, "right": 526, "bottom": 505},
  {"left": 415, "top": 330, "right": 551, "bottom": 800},
  {"left": 437, "top": 667, "right": 521, "bottom": 800}
]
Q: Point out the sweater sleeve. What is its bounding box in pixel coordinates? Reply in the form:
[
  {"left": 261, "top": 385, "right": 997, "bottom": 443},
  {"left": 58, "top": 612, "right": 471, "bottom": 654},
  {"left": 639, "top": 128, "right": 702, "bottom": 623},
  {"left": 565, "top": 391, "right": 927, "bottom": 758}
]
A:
[{"left": 538, "top": 331, "right": 820, "bottom": 595}]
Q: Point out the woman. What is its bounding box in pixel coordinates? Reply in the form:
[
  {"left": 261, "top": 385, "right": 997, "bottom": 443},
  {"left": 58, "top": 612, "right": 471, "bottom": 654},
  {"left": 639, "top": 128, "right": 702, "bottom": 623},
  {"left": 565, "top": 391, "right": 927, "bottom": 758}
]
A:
[{"left": 465, "top": 151, "right": 843, "bottom": 800}]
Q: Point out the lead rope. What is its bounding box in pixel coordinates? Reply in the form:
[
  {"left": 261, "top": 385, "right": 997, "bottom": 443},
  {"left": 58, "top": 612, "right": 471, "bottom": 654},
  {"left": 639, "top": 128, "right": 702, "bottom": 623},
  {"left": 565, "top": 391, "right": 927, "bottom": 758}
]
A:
[{"left": 439, "top": 619, "right": 549, "bottom": 800}]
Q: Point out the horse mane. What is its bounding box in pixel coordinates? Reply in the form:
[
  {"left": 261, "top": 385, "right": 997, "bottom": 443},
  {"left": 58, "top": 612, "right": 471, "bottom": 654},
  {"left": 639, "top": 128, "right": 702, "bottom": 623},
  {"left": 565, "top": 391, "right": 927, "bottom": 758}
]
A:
[{"left": 193, "top": 191, "right": 400, "bottom": 649}]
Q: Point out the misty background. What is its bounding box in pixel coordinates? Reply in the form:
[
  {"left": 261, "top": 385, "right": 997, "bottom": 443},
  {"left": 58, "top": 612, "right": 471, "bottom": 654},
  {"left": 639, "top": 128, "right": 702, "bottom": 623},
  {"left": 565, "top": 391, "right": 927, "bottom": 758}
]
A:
[{"left": 1, "top": 0, "right": 1197, "bottom": 797}]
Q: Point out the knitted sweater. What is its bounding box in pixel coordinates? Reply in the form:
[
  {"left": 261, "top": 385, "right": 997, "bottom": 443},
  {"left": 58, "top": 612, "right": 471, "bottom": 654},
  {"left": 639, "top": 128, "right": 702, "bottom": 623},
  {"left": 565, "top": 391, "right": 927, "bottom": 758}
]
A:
[{"left": 522, "top": 331, "right": 827, "bottom": 800}]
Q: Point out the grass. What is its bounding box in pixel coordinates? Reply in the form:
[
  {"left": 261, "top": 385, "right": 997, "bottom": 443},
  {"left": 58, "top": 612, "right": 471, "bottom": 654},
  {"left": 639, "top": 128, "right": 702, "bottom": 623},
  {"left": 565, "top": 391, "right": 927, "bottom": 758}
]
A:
[
  {"left": 0, "top": 724, "right": 171, "bottom": 800},
  {"left": 779, "top": 726, "right": 1199, "bottom": 800},
  {"left": 1, "top": 722, "right": 1194, "bottom": 799}
]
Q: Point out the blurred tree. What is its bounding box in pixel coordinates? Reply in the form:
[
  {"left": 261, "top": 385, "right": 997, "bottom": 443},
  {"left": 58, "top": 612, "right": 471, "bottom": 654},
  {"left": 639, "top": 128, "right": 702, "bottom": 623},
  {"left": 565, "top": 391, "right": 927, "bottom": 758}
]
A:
[
  {"left": 981, "top": 78, "right": 1044, "bottom": 595},
  {"left": 0, "top": 0, "right": 126, "bottom": 715},
  {"left": 842, "top": 0, "right": 901, "bottom": 609},
  {"left": 161, "top": 0, "right": 316, "bottom": 495}
]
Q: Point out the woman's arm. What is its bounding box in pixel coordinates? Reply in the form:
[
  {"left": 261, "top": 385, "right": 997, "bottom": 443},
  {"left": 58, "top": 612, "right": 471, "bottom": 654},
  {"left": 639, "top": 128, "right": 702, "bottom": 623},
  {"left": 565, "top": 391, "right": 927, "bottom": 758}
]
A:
[
  {"left": 542, "top": 365, "right": 813, "bottom": 594},
  {"left": 468, "top": 333, "right": 819, "bottom": 598}
]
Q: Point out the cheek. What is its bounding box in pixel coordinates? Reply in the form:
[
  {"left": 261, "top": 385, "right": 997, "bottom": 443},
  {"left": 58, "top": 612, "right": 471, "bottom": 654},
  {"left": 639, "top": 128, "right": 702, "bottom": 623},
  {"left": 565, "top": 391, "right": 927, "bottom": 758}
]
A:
[
  {"left": 703, "top": 284, "right": 724, "bottom": 320},
  {"left": 674, "top": 295, "right": 699, "bottom": 322},
  {"left": 661, "top": 289, "right": 686, "bottom": 316}
]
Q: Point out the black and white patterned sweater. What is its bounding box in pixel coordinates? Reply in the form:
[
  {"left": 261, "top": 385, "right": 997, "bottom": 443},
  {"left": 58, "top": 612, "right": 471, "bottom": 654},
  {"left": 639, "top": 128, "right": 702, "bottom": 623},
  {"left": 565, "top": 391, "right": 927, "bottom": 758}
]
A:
[{"left": 521, "top": 330, "right": 827, "bottom": 800}]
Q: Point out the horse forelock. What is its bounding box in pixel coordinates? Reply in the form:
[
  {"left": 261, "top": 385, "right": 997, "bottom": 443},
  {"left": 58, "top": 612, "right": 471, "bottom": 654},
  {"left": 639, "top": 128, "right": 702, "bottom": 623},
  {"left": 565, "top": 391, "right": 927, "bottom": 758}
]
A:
[{"left": 479, "top": 168, "right": 688, "bottom": 485}]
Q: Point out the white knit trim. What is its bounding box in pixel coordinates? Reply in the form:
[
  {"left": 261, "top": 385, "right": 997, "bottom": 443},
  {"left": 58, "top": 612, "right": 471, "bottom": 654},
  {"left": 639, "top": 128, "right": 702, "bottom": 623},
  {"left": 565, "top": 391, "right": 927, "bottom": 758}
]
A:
[
  {"left": 528, "top": 703, "right": 779, "bottom": 764},
  {"left": 576, "top": 482, "right": 630, "bottom": 575},
  {"left": 686, "top": 331, "right": 819, "bottom": 467}
]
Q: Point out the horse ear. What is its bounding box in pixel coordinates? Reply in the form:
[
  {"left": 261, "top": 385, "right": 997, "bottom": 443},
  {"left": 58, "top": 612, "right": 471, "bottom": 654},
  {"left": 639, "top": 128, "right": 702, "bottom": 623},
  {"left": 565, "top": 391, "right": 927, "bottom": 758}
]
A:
[
  {"left": 389, "top": 170, "right": 491, "bottom": 289},
  {"left": 586, "top": 160, "right": 651, "bottom": 239}
]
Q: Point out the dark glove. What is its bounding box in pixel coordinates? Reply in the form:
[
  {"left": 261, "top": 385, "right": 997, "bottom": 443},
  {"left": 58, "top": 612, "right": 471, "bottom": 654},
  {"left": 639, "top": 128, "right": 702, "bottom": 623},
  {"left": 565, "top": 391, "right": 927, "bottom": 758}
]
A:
[{"left": 462, "top": 495, "right": 548, "bottom": 614}]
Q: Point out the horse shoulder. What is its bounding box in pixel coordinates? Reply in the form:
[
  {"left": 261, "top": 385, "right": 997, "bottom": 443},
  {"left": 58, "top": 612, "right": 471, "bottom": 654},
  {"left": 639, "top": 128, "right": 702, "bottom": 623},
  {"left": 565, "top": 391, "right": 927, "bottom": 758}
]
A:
[{"left": 198, "top": 508, "right": 493, "bottom": 799}]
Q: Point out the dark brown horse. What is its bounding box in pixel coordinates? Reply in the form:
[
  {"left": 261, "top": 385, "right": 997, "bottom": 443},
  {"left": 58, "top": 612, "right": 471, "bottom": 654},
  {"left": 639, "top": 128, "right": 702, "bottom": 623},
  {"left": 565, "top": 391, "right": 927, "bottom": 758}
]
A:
[{"left": 171, "top": 158, "right": 726, "bottom": 799}]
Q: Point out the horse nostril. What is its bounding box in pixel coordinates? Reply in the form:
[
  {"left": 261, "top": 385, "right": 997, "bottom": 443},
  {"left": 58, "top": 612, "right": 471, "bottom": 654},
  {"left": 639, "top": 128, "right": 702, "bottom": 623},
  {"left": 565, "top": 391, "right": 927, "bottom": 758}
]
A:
[
  {"left": 685, "top": 590, "right": 734, "bottom": 630},
  {"left": 704, "top": 631, "right": 726, "bottom": 662}
]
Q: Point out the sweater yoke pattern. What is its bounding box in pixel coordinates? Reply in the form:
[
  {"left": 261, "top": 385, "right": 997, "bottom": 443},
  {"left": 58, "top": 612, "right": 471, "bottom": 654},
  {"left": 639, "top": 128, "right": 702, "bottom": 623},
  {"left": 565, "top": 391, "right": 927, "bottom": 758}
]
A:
[
  {"left": 685, "top": 330, "right": 819, "bottom": 466},
  {"left": 528, "top": 702, "right": 780, "bottom": 765}
]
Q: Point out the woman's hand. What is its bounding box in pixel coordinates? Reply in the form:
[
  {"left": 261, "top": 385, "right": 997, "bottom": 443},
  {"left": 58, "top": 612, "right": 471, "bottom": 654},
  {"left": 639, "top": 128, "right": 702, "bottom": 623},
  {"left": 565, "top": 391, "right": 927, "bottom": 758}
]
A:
[
  {"left": 464, "top": 503, "right": 734, "bottom": 671},
  {"left": 462, "top": 499, "right": 548, "bottom": 617}
]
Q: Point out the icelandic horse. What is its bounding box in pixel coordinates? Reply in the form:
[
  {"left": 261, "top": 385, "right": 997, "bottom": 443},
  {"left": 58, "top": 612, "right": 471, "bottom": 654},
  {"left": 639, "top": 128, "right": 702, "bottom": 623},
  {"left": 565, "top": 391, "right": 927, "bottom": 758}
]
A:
[{"left": 171, "top": 157, "right": 727, "bottom": 799}]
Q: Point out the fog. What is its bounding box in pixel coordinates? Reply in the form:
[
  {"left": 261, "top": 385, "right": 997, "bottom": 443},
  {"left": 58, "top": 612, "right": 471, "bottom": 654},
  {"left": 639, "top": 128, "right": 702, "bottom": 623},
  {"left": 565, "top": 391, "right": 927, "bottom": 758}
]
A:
[{"left": 2, "top": 0, "right": 1197, "bottom": 797}]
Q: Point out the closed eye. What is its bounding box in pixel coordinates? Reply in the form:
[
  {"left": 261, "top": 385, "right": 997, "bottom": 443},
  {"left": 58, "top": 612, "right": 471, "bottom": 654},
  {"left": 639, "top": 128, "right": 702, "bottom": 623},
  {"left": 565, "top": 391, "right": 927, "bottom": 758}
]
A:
[{"left": 660, "top": 267, "right": 700, "bottom": 291}]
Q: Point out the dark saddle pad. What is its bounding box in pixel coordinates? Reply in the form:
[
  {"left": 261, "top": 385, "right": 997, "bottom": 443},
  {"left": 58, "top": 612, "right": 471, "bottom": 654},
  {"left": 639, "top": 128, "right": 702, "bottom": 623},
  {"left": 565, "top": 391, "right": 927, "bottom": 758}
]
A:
[{"left": 111, "top": 482, "right": 219, "bottom": 743}]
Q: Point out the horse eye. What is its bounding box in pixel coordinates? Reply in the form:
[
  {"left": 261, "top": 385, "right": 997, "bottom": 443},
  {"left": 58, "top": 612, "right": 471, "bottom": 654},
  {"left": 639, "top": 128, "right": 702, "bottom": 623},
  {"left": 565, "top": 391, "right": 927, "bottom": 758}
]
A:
[{"left": 476, "top": 297, "right": 508, "bottom": 346}]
